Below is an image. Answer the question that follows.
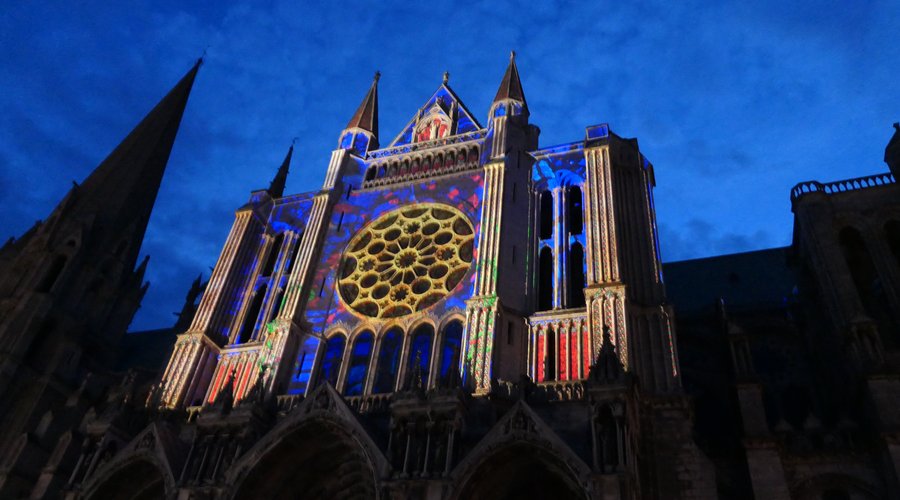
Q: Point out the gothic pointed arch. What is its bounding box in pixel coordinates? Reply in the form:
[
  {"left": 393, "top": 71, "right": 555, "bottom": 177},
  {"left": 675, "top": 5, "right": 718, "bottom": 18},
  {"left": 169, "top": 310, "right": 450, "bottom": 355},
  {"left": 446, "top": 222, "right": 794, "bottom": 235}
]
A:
[
  {"left": 449, "top": 400, "right": 592, "bottom": 500},
  {"left": 225, "top": 384, "right": 388, "bottom": 500},
  {"left": 83, "top": 458, "right": 171, "bottom": 500},
  {"left": 80, "top": 424, "right": 182, "bottom": 500}
]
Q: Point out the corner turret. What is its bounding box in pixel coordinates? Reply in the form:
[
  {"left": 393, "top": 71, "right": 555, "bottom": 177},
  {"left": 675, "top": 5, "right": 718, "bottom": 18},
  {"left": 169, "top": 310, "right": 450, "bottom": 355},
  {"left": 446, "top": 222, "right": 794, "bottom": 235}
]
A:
[{"left": 338, "top": 72, "right": 380, "bottom": 154}]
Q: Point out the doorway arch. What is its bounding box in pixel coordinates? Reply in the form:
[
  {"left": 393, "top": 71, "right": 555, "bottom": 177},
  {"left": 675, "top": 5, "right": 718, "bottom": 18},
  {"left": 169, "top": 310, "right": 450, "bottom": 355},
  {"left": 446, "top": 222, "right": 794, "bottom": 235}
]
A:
[
  {"left": 453, "top": 442, "right": 587, "bottom": 500},
  {"left": 230, "top": 418, "right": 378, "bottom": 499}
]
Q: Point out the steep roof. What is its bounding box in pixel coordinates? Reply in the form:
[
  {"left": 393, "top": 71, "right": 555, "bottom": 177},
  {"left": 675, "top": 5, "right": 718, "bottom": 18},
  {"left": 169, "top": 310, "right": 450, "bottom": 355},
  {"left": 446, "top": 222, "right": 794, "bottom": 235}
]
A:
[
  {"left": 493, "top": 51, "right": 527, "bottom": 105},
  {"left": 346, "top": 72, "right": 379, "bottom": 136}
]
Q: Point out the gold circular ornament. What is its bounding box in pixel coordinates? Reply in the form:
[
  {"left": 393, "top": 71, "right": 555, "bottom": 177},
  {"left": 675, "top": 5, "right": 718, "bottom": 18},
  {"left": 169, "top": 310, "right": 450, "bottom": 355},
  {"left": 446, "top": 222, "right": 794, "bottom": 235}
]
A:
[{"left": 338, "top": 204, "right": 475, "bottom": 319}]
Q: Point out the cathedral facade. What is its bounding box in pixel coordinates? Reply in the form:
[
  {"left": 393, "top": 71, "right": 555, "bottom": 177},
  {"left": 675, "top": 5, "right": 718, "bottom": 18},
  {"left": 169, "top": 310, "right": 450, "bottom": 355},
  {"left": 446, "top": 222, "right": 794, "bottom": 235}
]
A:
[{"left": 1, "top": 55, "right": 899, "bottom": 499}]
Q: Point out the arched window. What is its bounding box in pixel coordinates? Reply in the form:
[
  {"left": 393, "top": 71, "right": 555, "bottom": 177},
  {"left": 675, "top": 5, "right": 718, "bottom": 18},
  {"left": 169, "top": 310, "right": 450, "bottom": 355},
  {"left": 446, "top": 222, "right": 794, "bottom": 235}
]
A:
[
  {"left": 439, "top": 320, "right": 464, "bottom": 382},
  {"left": 316, "top": 334, "right": 346, "bottom": 388},
  {"left": 261, "top": 234, "right": 284, "bottom": 277},
  {"left": 406, "top": 324, "right": 434, "bottom": 388},
  {"left": 37, "top": 255, "right": 67, "bottom": 293},
  {"left": 445, "top": 152, "right": 455, "bottom": 169},
  {"left": 238, "top": 284, "right": 267, "bottom": 344},
  {"left": 539, "top": 191, "right": 553, "bottom": 240},
  {"left": 544, "top": 326, "right": 557, "bottom": 382},
  {"left": 567, "top": 186, "right": 583, "bottom": 235},
  {"left": 373, "top": 328, "right": 403, "bottom": 394},
  {"left": 467, "top": 147, "right": 478, "bottom": 165},
  {"left": 538, "top": 247, "right": 554, "bottom": 311},
  {"left": 840, "top": 227, "right": 896, "bottom": 347},
  {"left": 569, "top": 243, "right": 586, "bottom": 308},
  {"left": 344, "top": 331, "right": 374, "bottom": 396},
  {"left": 365, "top": 167, "right": 376, "bottom": 181}
]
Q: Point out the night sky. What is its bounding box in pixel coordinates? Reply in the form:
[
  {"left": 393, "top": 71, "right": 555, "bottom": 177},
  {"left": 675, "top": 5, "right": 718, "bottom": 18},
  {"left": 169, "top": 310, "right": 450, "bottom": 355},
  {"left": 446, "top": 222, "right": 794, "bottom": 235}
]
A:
[{"left": 2, "top": 2, "right": 898, "bottom": 331}]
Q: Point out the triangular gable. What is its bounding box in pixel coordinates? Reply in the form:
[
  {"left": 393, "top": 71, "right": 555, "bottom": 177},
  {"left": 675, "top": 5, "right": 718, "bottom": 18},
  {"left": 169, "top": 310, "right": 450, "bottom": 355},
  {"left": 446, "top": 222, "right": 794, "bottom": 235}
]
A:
[
  {"left": 388, "top": 84, "right": 483, "bottom": 148},
  {"left": 224, "top": 382, "right": 391, "bottom": 485},
  {"left": 124, "top": 422, "right": 186, "bottom": 477},
  {"left": 449, "top": 399, "right": 593, "bottom": 486}
]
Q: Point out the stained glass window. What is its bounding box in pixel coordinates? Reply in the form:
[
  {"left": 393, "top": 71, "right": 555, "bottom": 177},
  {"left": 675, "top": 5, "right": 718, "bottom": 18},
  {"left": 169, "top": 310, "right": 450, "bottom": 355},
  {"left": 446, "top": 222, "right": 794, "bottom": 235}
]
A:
[
  {"left": 406, "top": 324, "right": 434, "bottom": 387},
  {"left": 373, "top": 328, "right": 402, "bottom": 393},
  {"left": 344, "top": 331, "right": 373, "bottom": 396}
]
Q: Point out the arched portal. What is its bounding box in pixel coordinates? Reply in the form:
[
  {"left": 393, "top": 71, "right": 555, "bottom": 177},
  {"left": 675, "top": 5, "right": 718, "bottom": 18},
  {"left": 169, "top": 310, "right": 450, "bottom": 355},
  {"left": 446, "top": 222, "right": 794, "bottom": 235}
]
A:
[
  {"left": 231, "top": 420, "right": 377, "bottom": 500},
  {"left": 455, "top": 443, "right": 586, "bottom": 500},
  {"left": 85, "top": 459, "right": 168, "bottom": 500}
]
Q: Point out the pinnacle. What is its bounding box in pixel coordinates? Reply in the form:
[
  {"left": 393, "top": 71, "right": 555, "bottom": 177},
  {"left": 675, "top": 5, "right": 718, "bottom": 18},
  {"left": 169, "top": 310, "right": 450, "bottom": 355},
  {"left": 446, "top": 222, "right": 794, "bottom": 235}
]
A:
[
  {"left": 346, "top": 72, "right": 379, "bottom": 137},
  {"left": 268, "top": 142, "right": 293, "bottom": 198},
  {"left": 493, "top": 51, "right": 526, "bottom": 105}
]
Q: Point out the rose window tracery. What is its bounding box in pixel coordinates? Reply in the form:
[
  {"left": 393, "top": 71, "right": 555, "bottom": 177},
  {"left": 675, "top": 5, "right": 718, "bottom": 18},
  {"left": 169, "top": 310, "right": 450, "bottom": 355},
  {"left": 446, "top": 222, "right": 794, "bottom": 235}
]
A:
[{"left": 339, "top": 204, "right": 474, "bottom": 319}]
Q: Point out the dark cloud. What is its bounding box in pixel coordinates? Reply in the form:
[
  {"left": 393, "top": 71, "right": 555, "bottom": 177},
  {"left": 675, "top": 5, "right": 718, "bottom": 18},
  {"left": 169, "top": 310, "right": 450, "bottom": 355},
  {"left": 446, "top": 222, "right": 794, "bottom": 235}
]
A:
[{"left": 1, "top": 1, "right": 898, "bottom": 330}]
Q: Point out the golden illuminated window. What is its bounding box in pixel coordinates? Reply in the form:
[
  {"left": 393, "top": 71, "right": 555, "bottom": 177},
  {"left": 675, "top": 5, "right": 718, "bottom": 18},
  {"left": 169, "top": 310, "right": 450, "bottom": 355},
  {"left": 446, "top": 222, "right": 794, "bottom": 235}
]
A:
[{"left": 339, "top": 204, "right": 474, "bottom": 319}]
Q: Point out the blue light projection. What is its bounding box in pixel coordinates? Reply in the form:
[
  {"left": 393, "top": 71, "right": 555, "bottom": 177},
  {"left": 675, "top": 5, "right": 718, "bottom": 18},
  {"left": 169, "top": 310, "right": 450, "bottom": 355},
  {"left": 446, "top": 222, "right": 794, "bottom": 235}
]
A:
[
  {"left": 344, "top": 331, "right": 373, "bottom": 396},
  {"left": 340, "top": 133, "right": 353, "bottom": 149},
  {"left": 290, "top": 336, "right": 319, "bottom": 395},
  {"left": 373, "top": 327, "right": 402, "bottom": 393},
  {"left": 585, "top": 123, "right": 610, "bottom": 140},
  {"left": 284, "top": 163, "right": 483, "bottom": 396},
  {"left": 531, "top": 149, "right": 586, "bottom": 190}
]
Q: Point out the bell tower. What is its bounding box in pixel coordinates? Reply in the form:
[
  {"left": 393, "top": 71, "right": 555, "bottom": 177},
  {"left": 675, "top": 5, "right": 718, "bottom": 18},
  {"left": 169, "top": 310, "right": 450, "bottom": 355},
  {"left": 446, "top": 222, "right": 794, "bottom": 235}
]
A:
[{"left": 0, "top": 59, "right": 200, "bottom": 450}]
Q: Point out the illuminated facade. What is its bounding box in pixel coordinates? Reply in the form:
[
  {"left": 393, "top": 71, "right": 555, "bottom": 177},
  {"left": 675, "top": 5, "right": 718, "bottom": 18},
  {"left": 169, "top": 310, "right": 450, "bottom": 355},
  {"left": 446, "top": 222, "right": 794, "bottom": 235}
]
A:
[{"left": 2, "top": 54, "right": 899, "bottom": 499}]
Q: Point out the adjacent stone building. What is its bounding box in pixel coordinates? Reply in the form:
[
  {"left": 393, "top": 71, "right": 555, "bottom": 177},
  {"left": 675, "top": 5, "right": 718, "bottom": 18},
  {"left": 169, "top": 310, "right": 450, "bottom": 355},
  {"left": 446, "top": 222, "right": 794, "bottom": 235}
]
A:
[{"left": 0, "top": 55, "right": 897, "bottom": 499}]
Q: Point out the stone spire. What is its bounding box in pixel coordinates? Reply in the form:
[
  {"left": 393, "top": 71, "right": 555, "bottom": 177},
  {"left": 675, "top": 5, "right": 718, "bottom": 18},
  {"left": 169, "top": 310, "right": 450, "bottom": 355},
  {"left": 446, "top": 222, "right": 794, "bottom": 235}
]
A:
[
  {"left": 267, "top": 142, "right": 293, "bottom": 198},
  {"left": 65, "top": 58, "right": 201, "bottom": 265},
  {"left": 493, "top": 51, "right": 527, "bottom": 107},
  {"left": 346, "top": 71, "right": 380, "bottom": 137}
]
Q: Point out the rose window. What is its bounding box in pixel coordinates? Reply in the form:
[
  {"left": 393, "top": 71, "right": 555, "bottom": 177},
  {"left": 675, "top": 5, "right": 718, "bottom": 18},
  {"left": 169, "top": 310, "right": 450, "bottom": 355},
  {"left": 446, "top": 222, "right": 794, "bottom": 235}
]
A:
[{"left": 338, "top": 204, "right": 475, "bottom": 319}]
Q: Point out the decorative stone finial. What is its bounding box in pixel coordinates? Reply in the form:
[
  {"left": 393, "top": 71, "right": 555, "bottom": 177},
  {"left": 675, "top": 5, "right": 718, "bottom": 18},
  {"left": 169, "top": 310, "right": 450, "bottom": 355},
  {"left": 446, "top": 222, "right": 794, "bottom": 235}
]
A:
[
  {"left": 894, "top": 122, "right": 899, "bottom": 131},
  {"left": 373, "top": 71, "right": 381, "bottom": 83},
  {"left": 510, "top": 50, "right": 516, "bottom": 61},
  {"left": 443, "top": 71, "right": 449, "bottom": 85}
]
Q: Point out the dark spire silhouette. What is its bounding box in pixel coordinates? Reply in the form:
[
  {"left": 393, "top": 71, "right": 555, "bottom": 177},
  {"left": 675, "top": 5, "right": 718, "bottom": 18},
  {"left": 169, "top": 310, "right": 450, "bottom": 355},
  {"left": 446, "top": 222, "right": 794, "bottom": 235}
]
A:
[
  {"left": 268, "top": 142, "right": 293, "bottom": 198},
  {"left": 68, "top": 58, "right": 201, "bottom": 261},
  {"left": 493, "top": 51, "right": 526, "bottom": 105},
  {"left": 589, "top": 325, "right": 625, "bottom": 384},
  {"left": 346, "top": 72, "right": 380, "bottom": 137},
  {"left": 885, "top": 122, "right": 900, "bottom": 176}
]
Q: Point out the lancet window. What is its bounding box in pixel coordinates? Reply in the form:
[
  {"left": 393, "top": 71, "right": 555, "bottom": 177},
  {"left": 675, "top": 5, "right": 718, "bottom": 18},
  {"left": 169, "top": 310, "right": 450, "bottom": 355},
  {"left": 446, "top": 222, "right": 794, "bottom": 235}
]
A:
[
  {"left": 237, "top": 284, "right": 266, "bottom": 344},
  {"left": 406, "top": 324, "right": 434, "bottom": 388},
  {"left": 373, "top": 328, "right": 403, "bottom": 394},
  {"left": 344, "top": 331, "right": 374, "bottom": 396},
  {"left": 316, "top": 334, "right": 346, "bottom": 388},
  {"left": 439, "top": 320, "right": 463, "bottom": 382},
  {"left": 533, "top": 183, "right": 586, "bottom": 311}
]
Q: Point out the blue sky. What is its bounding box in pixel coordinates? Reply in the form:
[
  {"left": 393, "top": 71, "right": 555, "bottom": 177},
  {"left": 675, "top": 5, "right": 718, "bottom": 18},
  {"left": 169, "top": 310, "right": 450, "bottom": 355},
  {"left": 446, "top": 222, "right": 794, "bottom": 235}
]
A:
[{"left": 2, "top": 1, "right": 898, "bottom": 331}]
